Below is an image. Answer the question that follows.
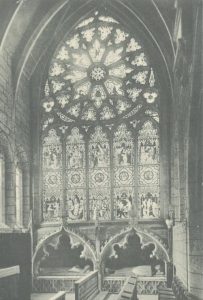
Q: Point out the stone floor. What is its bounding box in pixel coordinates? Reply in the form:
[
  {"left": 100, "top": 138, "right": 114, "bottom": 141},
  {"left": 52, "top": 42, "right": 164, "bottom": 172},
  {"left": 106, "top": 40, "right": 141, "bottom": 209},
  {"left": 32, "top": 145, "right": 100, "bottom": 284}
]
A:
[
  {"left": 31, "top": 293, "right": 158, "bottom": 300},
  {"left": 107, "top": 295, "right": 158, "bottom": 300},
  {"left": 31, "top": 294, "right": 53, "bottom": 300},
  {"left": 31, "top": 293, "right": 75, "bottom": 300},
  {"left": 138, "top": 296, "right": 158, "bottom": 300}
]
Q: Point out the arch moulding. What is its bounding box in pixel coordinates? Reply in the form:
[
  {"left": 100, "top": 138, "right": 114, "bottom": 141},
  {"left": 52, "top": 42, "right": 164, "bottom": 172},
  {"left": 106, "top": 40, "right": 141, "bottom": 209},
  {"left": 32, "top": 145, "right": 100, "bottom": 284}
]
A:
[
  {"left": 32, "top": 226, "right": 97, "bottom": 276},
  {"left": 100, "top": 226, "right": 170, "bottom": 264}
]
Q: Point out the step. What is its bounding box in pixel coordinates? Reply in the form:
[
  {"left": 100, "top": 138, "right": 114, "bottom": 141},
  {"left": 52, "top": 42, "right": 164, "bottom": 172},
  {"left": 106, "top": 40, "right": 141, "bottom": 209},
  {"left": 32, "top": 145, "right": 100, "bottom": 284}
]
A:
[
  {"left": 127, "top": 278, "right": 137, "bottom": 285},
  {"left": 159, "top": 288, "right": 174, "bottom": 293},
  {"left": 159, "top": 291, "right": 175, "bottom": 295},
  {"left": 159, "top": 294, "right": 176, "bottom": 299},
  {"left": 106, "top": 295, "right": 120, "bottom": 300},
  {"left": 120, "top": 293, "right": 132, "bottom": 299},
  {"left": 159, "top": 288, "right": 176, "bottom": 300},
  {"left": 123, "top": 283, "right": 135, "bottom": 294},
  {"left": 92, "top": 291, "right": 109, "bottom": 300},
  {"left": 159, "top": 296, "right": 176, "bottom": 300}
]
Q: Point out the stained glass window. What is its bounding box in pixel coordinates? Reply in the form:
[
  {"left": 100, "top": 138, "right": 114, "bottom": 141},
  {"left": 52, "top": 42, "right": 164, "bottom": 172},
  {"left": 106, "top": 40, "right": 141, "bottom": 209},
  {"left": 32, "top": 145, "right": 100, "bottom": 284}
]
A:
[
  {"left": 16, "top": 166, "right": 23, "bottom": 226},
  {"left": 88, "top": 127, "right": 111, "bottom": 220},
  {"left": 43, "top": 11, "right": 158, "bottom": 126},
  {"left": 41, "top": 12, "right": 161, "bottom": 223},
  {"left": 42, "top": 129, "right": 62, "bottom": 222},
  {"left": 113, "top": 124, "right": 134, "bottom": 219},
  {"left": 138, "top": 122, "right": 160, "bottom": 219},
  {"left": 66, "top": 128, "right": 86, "bottom": 221}
]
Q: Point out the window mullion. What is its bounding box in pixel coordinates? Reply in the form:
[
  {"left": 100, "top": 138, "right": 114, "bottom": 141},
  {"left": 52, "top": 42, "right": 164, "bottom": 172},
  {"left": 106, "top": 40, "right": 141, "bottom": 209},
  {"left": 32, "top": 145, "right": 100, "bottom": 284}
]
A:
[
  {"left": 134, "top": 132, "right": 139, "bottom": 220},
  {"left": 85, "top": 137, "right": 90, "bottom": 221},
  {"left": 109, "top": 136, "right": 114, "bottom": 221},
  {"left": 62, "top": 136, "right": 67, "bottom": 221}
]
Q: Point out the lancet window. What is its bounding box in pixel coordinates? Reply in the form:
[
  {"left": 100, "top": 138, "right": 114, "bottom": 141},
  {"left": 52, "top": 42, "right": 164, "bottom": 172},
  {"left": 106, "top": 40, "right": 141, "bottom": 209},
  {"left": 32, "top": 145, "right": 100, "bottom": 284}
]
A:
[
  {"left": 0, "top": 152, "right": 5, "bottom": 225},
  {"left": 16, "top": 166, "right": 23, "bottom": 226}
]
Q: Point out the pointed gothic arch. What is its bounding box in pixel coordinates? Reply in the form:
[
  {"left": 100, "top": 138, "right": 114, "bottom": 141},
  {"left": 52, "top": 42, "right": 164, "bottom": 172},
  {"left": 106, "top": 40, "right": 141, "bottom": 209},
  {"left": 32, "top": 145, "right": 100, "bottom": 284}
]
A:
[
  {"left": 32, "top": 226, "right": 97, "bottom": 276},
  {"left": 100, "top": 226, "right": 170, "bottom": 265}
]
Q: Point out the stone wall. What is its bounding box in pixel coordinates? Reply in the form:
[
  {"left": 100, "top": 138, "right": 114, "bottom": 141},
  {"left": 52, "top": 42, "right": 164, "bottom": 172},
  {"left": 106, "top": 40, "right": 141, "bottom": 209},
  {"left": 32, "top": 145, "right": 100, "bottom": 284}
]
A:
[
  {"left": 0, "top": 26, "right": 31, "bottom": 227},
  {"left": 0, "top": 266, "right": 20, "bottom": 300},
  {"left": 173, "top": 223, "right": 188, "bottom": 288},
  {"left": 0, "top": 46, "right": 15, "bottom": 226},
  {"left": 0, "top": 233, "right": 31, "bottom": 300},
  {"left": 173, "top": 220, "right": 203, "bottom": 300},
  {"left": 187, "top": 1, "right": 203, "bottom": 298},
  {"left": 188, "top": 215, "right": 203, "bottom": 299},
  {"left": 172, "top": 1, "right": 203, "bottom": 299}
]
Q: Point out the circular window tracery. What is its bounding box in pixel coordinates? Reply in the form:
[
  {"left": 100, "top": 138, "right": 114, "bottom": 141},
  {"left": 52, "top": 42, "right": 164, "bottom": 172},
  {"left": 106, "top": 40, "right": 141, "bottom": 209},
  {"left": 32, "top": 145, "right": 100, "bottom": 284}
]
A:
[{"left": 43, "top": 12, "right": 159, "bottom": 124}]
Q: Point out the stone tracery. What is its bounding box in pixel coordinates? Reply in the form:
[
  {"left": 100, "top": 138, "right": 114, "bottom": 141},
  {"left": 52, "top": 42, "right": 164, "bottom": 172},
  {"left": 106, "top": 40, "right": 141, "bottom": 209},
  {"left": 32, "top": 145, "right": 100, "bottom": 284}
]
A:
[
  {"left": 41, "top": 12, "right": 160, "bottom": 223},
  {"left": 43, "top": 11, "right": 159, "bottom": 124}
]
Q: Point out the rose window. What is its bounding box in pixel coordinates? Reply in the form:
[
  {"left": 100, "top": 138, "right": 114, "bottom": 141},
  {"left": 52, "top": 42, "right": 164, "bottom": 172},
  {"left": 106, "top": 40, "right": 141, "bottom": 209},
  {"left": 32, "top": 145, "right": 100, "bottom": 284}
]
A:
[{"left": 43, "top": 12, "right": 159, "bottom": 123}]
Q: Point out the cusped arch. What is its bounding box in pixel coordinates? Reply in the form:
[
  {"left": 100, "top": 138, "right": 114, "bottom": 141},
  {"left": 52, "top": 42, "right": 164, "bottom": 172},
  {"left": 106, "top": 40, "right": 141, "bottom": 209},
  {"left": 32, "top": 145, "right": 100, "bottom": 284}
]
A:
[
  {"left": 100, "top": 226, "right": 170, "bottom": 265},
  {"left": 32, "top": 226, "right": 97, "bottom": 276}
]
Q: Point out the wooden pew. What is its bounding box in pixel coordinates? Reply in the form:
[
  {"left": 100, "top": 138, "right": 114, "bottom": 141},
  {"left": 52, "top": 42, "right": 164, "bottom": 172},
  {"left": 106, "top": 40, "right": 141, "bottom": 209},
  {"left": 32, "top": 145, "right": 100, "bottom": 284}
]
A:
[{"left": 118, "top": 275, "right": 138, "bottom": 300}]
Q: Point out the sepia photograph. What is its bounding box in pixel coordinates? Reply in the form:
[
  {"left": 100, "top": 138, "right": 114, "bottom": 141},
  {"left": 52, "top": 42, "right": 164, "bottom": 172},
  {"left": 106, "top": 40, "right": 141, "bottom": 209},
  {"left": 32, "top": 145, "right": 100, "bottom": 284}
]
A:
[{"left": 0, "top": 0, "right": 202, "bottom": 299}]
